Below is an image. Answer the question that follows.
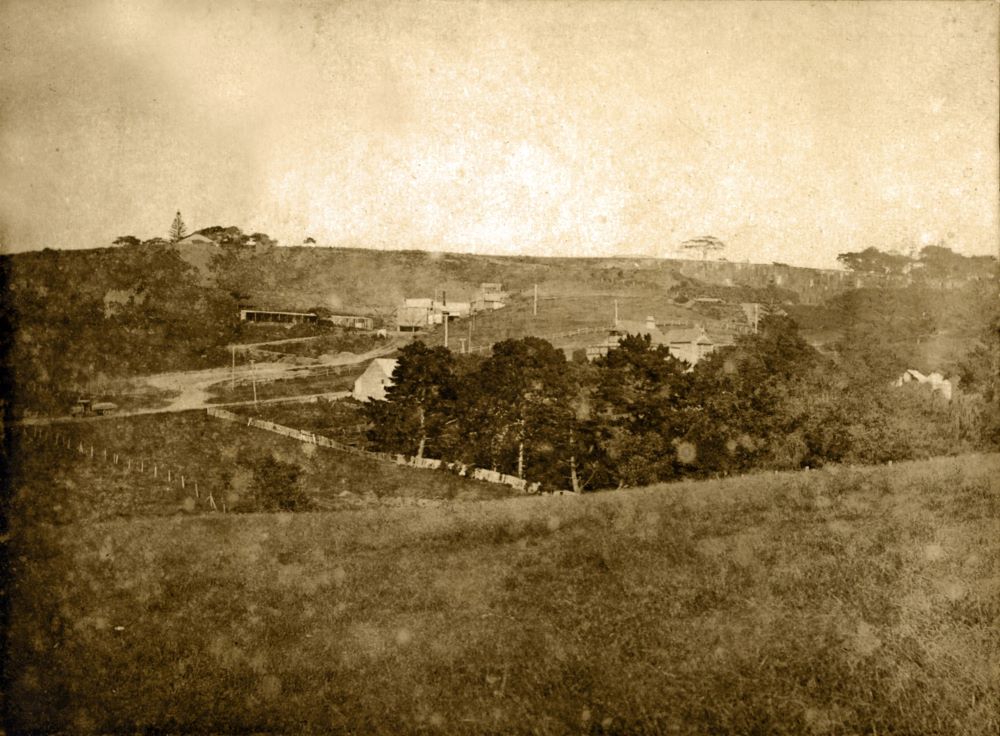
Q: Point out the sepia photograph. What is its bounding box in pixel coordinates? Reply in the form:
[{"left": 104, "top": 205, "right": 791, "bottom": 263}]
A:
[{"left": 1, "top": 0, "right": 998, "bottom": 733}]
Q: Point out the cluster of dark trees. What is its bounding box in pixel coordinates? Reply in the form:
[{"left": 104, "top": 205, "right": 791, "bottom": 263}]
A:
[
  {"left": 3, "top": 243, "right": 238, "bottom": 412},
  {"left": 364, "top": 315, "right": 999, "bottom": 492},
  {"left": 3, "top": 222, "right": 309, "bottom": 414},
  {"left": 836, "top": 244, "right": 994, "bottom": 280}
]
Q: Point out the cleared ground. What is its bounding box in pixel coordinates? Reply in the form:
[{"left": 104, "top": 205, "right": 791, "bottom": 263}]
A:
[{"left": 5, "top": 451, "right": 998, "bottom": 734}]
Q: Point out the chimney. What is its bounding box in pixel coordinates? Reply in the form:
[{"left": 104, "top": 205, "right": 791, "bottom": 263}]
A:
[{"left": 645, "top": 315, "right": 656, "bottom": 330}]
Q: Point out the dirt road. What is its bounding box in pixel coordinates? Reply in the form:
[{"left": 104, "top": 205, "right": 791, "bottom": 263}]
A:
[{"left": 18, "top": 341, "right": 400, "bottom": 425}]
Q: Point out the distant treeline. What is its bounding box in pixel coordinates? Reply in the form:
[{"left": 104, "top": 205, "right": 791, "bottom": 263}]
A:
[
  {"left": 836, "top": 244, "right": 995, "bottom": 279},
  {"left": 364, "top": 315, "right": 1000, "bottom": 491}
]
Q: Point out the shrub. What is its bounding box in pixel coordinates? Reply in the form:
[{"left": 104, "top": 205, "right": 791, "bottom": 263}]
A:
[{"left": 230, "top": 452, "right": 314, "bottom": 512}]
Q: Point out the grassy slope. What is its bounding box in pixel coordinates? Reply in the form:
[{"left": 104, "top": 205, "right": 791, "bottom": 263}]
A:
[
  {"left": 6, "top": 454, "right": 999, "bottom": 734},
  {"left": 232, "top": 399, "right": 368, "bottom": 445},
  {"left": 786, "top": 283, "right": 996, "bottom": 370},
  {"left": 8, "top": 413, "right": 509, "bottom": 525},
  {"left": 221, "top": 248, "right": 684, "bottom": 313},
  {"left": 420, "top": 294, "right": 708, "bottom": 353}
]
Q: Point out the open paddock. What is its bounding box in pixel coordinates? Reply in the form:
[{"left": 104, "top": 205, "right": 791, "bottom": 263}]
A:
[{"left": 5, "top": 453, "right": 998, "bottom": 734}]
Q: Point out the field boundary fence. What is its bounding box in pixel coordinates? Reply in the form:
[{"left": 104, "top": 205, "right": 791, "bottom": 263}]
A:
[
  {"left": 19, "top": 424, "right": 227, "bottom": 513},
  {"left": 207, "top": 407, "right": 542, "bottom": 493},
  {"left": 228, "top": 362, "right": 363, "bottom": 389}
]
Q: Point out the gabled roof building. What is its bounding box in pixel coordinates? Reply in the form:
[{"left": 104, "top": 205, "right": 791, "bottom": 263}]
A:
[{"left": 353, "top": 359, "right": 399, "bottom": 402}]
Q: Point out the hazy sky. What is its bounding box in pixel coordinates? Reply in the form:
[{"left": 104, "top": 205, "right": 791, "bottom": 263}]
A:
[{"left": 1, "top": 1, "right": 997, "bottom": 267}]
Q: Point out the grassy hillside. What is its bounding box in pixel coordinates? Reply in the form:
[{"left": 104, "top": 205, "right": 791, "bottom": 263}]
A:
[
  {"left": 5, "top": 242, "right": 993, "bottom": 416},
  {"left": 190, "top": 244, "right": 901, "bottom": 312},
  {"left": 8, "top": 412, "right": 509, "bottom": 525},
  {"left": 6, "top": 453, "right": 998, "bottom": 734},
  {"left": 787, "top": 281, "right": 997, "bottom": 371},
  {"left": 421, "top": 293, "right": 708, "bottom": 352}
]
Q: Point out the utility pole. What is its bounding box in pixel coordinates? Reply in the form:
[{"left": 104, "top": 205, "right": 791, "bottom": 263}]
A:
[
  {"left": 251, "top": 360, "right": 258, "bottom": 406},
  {"left": 443, "top": 312, "right": 449, "bottom": 349},
  {"left": 468, "top": 314, "right": 473, "bottom": 352},
  {"left": 231, "top": 345, "right": 235, "bottom": 389},
  {"left": 533, "top": 284, "right": 538, "bottom": 316},
  {"left": 614, "top": 299, "right": 619, "bottom": 326}
]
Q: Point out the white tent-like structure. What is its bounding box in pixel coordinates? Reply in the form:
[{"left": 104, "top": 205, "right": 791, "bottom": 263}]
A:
[
  {"left": 352, "top": 359, "right": 399, "bottom": 402},
  {"left": 894, "top": 369, "right": 955, "bottom": 401}
]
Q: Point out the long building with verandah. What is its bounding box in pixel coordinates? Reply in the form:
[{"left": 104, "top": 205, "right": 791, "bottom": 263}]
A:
[{"left": 239, "top": 308, "right": 318, "bottom": 324}]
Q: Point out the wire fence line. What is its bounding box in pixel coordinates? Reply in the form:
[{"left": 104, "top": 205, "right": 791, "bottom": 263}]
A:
[
  {"left": 19, "top": 424, "right": 226, "bottom": 512},
  {"left": 225, "top": 361, "right": 363, "bottom": 388},
  {"left": 206, "top": 407, "right": 545, "bottom": 494}
]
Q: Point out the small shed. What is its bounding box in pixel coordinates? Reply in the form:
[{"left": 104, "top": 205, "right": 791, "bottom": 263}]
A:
[{"left": 353, "top": 359, "right": 399, "bottom": 402}]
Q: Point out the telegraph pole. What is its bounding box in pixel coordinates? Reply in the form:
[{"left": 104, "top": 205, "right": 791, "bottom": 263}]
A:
[
  {"left": 533, "top": 284, "right": 538, "bottom": 316},
  {"left": 443, "top": 312, "right": 449, "bottom": 349},
  {"left": 250, "top": 360, "right": 258, "bottom": 406},
  {"left": 231, "top": 345, "right": 236, "bottom": 389}
]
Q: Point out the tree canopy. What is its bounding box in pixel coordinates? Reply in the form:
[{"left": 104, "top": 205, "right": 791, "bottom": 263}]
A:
[
  {"left": 837, "top": 244, "right": 993, "bottom": 280},
  {"left": 169, "top": 211, "right": 187, "bottom": 242},
  {"left": 360, "top": 313, "right": 989, "bottom": 492},
  {"left": 681, "top": 235, "right": 726, "bottom": 260}
]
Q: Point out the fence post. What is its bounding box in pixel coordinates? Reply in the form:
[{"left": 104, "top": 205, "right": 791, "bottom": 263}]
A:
[
  {"left": 154, "top": 464, "right": 157, "bottom": 478},
  {"left": 194, "top": 481, "right": 199, "bottom": 498},
  {"left": 181, "top": 475, "right": 185, "bottom": 489}
]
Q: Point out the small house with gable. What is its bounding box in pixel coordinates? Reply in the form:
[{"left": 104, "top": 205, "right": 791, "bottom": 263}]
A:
[
  {"left": 353, "top": 359, "right": 399, "bottom": 402},
  {"left": 473, "top": 282, "right": 507, "bottom": 312},
  {"left": 585, "top": 316, "right": 722, "bottom": 366}
]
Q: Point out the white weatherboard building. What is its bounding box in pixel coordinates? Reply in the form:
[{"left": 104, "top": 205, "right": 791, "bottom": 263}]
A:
[
  {"left": 585, "top": 317, "right": 723, "bottom": 366},
  {"left": 353, "top": 359, "right": 399, "bottom": 402}
]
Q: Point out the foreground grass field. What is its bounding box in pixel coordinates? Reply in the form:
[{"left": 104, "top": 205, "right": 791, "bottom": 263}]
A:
[{"left": 5, "top": 452, "right": 998, "bottom": 734}]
